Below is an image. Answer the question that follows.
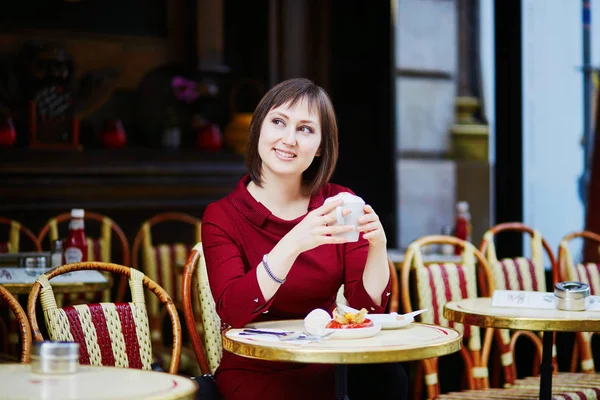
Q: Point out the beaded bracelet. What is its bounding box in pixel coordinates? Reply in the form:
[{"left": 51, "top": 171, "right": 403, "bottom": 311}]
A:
[{"left": 262, "top": 254, "right": 286, "bottom": 284}]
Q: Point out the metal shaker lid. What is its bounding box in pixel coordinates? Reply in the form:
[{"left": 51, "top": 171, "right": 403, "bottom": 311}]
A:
[
  {"left": 32, "top": 341, "right": 80, "bottom": 358},
  {"left": 554, "top": 281, "right": 590, "bottom": 300}
]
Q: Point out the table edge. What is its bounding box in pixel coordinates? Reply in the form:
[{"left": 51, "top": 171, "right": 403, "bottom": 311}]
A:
[
  {"left": 222, "top": 322, "right": 463, "bottom": 364},
  {"left": 444, "top": 298, "right": 600, "bottom": 332}
]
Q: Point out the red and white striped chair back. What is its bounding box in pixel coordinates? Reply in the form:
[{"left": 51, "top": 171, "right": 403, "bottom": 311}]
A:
[
  {"left": 482, "top": 230, "right": 547, "bottom": 292},
  {"left": 480, "top": 226, "right": 555, "bottom": 385},
  {"left": 36, "top": 269, "right": 153, "bottom": 369},
  {"left": 558, "top": 231, "right": 600, "bottom": 373},
  {"left": 400, "top": 235, "right": 495, "bottom": 399},
  {"left": 134, "top": 215, "right": 201, "bottom": 345}
]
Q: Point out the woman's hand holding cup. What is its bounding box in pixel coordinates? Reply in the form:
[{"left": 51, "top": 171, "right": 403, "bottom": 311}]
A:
[
  {"left": 357, "top": 204, "right": 387, "bottom": 248},
  {"left": 285, "top": 199, "right": 355, "bottom": 254}
]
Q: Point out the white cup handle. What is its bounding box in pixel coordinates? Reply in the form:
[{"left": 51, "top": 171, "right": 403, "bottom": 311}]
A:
[{"left": 335, "top": 206, "right": 344, "bottom": 225}]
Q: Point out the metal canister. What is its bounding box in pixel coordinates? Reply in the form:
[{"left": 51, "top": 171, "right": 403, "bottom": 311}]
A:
[
  {"left": 30, "top": 341, "right": 80, "bottom": 374},
  {"left": 554, "top": 281, "right": 590, "bottom": 311}
]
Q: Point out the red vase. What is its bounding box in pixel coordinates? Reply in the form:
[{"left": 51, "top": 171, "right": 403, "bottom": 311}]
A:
[
  {"left": 196, "top": 123, "right": 223, "bottom": 151},
  {"left": 0, "top": 117, "right": 16, "bottom": 147},
  {"left": 101, "top": 120, "right": 127, "bottom": 149}
]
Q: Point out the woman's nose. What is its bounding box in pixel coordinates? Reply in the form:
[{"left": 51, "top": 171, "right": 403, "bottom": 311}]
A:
[{"left": 282, "top": 129, "right": 296, "bottom": 146}]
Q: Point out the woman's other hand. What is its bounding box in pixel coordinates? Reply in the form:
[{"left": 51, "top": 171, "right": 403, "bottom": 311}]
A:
[
  {"left": 285, "top": 198, "right": 354, "bottom": 255},
  {"left": 357, "top": 204, "right": 387, "bottom": 248}
]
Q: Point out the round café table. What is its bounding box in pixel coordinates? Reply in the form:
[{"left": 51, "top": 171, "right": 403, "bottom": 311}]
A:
[
  {"left": 223, "top": 319, "right": 462, "bottom": 400},
  {"left": 444, "top": 297, "right": 600, "bottom": 400},
  {"left": 0, "top": 363, "right": 198, "bottom": 399}
]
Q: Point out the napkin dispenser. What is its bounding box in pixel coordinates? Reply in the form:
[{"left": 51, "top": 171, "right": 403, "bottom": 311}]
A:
[
  {"left": 31, "top": 341, "right": 80, "bottom": 374},
  {"left": 554, "top": 281, "right": 590, "bottom": 311}
]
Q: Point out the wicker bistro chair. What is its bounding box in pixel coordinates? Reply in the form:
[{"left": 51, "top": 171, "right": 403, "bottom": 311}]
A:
[
  {"left": 0, "top": 285, "right": 32, "bottom": 363},
  {"left": 400, "top": 235, "right": 496, "bottom": 400},
  {"left": 558, "top": 230, "right": 600, "bottom": 373},
  {"left": 130, "top": 212, "right": 201, "bottom": 345},
  {"left": 37, "top": 211, "right": 130, "bottom": 266},
  {"left": 479, "top": 222, "right": 557, "bottom": 386},
  {"left": 0, "top": 218, "right": 39, "bottom": 359},
  {"left": 0, "top": 217, "right": 40, "bottom": 253},
  {"left": 182, "top": 242, "right": 221, "bottom": 376},
  {"left": 37, "top": 211, "right": 130, "bottom": 303},
  {"left": 26, "top": 262, "right": 182, "bottom": 374}
]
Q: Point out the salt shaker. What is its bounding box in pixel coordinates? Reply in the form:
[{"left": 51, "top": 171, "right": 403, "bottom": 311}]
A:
[
  {"left": 31, "top": 341, "right": 80, "bottom": 374},
  {"left": 554, "top": 281, "right": 590, "bottom": 311},
  {"left": 440, "top": 225, "right": 455, "bottom": 256},
  {"left": 51, "top": 239, "right": 64, "bottom": 269}
]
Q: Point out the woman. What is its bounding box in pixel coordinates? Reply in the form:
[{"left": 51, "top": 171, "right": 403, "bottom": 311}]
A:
[{"left": 202, "top": 78, "right": 408, "bottom": 400}]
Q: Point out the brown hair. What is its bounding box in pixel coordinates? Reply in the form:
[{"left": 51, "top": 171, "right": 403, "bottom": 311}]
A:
[{"left": 245, "top": 78, "right": 339, "bottom": 195}]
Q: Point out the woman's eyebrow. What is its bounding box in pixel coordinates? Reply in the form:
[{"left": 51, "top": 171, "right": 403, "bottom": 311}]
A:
[{"left": 270, "top": 110, "right": 317, "bottom": 125}]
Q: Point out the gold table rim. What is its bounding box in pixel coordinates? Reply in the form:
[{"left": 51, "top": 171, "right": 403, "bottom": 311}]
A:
[
  {"left": 222, "top": 321, "right": 463, "bottom": 364},
  {"left": 444, "top": 297, "right": 600, "bottom": 332}
]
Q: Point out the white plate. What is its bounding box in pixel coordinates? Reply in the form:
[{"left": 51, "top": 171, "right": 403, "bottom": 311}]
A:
[
  {"left": 368, "top": 314, "right": 413, "bottom": 330},
  {"left": 324, "top": 321, "right": 382, "bottom": 339}
]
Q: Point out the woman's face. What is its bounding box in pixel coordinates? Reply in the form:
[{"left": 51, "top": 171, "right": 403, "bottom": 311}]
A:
[{"left": 257, "top": 97, "right": 322, "bottom": 182}]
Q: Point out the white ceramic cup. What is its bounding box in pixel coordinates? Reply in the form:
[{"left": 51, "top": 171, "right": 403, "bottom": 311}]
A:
[{"left": 323, "top": 192, "right": 366, "bottom": 242}]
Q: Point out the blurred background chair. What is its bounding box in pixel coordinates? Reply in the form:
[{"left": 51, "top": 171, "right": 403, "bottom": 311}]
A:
[
  {"left": 27, "top": 261, "right": 181, "bottom": 374},
  {"left": 558, "top": 230, "right": 600, "bottom": 373},
  {"left": 0, "top": 285, "right": 31, "bottom": 363},
  {"left": 37, "top": 211, "right": 130, "bottom": 302},
  {"left": 131, "top": 211, "right": 201, "bottom": 374},
  {"left": 0, "top": 217, "right": 40, "bottom": 253},
  {"left": 400, "top": 235, "right": 495, "bottom": 400},
  {"left": 0, "top": 217, "right": 38, "bottom": 360},
  {"left": 37, "top": 211, "right": 130, "bottom": 265},
  {"left": 479, "top": 222, "right": 555, "bottom": 386}
]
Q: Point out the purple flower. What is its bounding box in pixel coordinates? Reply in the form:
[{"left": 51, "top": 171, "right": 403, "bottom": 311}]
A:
[{"left": 171, "top": 76, "right": 201, "bottom": 104}]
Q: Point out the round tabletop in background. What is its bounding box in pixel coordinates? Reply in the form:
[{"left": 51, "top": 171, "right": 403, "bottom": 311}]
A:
[
  {"left": 444, "top": 297, "right": 600, "bottom": 332},
  {"left": 0, "top": 364, "right": 198, "bottom": 400}
]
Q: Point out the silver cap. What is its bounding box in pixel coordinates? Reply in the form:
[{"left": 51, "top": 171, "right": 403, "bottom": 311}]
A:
[{"left": 554, "top": 281, "right": 590, "bottom": 300}]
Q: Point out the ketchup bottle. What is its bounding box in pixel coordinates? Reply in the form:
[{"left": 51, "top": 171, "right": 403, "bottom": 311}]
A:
[
  {"left": 454, "top": 201, "right": 472, "bottom": 255},
  {"left": 63, "top": 209, "right": 88, "bottom": 264}
]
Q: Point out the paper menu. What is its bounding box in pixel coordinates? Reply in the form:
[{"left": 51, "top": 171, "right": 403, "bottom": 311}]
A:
[
  {"left": 491, "top": 289, "right": 600, "bottom": 311},
  {"left": 491, "top": 290, "right": 556, "bottom": 309}
]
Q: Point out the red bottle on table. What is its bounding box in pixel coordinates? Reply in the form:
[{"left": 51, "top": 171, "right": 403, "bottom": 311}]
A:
[
  {"left": 63, "top": 209, "right": 88, "bottom": 264},
  {"left": 454, "top": 201, "right": 472, "bottom": 255}
]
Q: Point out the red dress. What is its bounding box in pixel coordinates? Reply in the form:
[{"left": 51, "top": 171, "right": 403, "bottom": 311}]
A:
[{"left": 201, "top": 175, "right": 391, "bottom": 400}]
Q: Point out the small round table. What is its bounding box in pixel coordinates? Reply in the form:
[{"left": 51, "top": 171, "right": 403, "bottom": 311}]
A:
[
  {"left": 223, "top": 319, "right": 462, "bottom": 400},
  {"left": 0, "top": 363, "right": 198, "bottom": 399},
  {"left": 444, "top": 297, "right": 600, "bottom": 400}
]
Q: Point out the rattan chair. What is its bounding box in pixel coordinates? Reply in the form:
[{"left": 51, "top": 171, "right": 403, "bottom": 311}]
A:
[
  {"left": 400, "top": 235, "right": 496, "bottom": 400},
  {"left": 0, "top": 217, "right": 38, "bottom": 359},
  {"left": 37, "top": 211, "right": 130, "bottom": 304},
  {"left": 0, "top": 285, "right": 32, "bottom": 363},
  {"left": 558, "top": 230, "right": 600, "bottom": 373},
  {"left": 479, "top": 222, "right": 556, "bottom": 386},
  {"left": 130, "top": 212, "right": 201, "bottom": 344},
  {"left": 37, "top": 211, "right": 130, "bottom": 265},
  {"left": 27, "top": 262, "right": 182, "bottom": 373},
  {"left": 182, "top": 242, "right": 221, "bottom": 375},
  {"left": 0, "top": 217, "right": 40, "bottom": 253}
]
